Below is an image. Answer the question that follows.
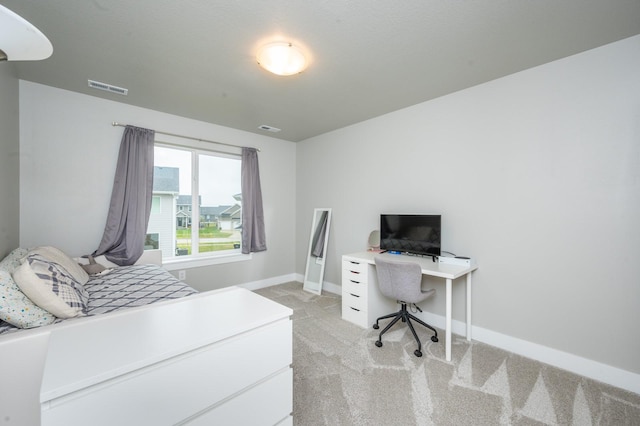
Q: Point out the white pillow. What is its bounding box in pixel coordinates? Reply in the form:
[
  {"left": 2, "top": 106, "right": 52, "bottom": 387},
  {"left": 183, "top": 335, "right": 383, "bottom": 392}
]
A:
[
  {"left": 29, "top": 246, "right": 89, "bottom": 285},
  {"left": 0, "top": 248, "right": 29, "bottom": 274},
  {"left": 0, "top": 270, "right": 56, "bottom": 328},
  {"left": 13, "top": 254, "right": 89, "bottom": 319}
]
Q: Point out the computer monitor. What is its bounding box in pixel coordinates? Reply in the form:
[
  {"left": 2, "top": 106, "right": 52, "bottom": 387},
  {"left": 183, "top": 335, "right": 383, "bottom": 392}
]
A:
[{"left": 380, "top": 214, "right": 441, "bottom": 257}]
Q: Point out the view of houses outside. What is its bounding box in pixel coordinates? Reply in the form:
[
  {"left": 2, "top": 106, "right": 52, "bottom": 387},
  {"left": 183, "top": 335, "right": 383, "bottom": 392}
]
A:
[{"left": 146, "top": 166, "right": 242, "bottom": 258}]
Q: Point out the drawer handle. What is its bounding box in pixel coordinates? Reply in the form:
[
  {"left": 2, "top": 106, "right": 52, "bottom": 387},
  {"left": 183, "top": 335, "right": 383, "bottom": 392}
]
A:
[
  {"left": 350, "top": 307, "right": 360, "bottom": 312},
  {"left": 349, "top": 261, "right": 360, "bottom": 265},
  {"left": 349, "top": 271, "right": 360, "bottom": 274},
  {"left": 350, "top": 280, "right": 360, "bottom": 284},
  {"left": 349, "top": 293, "right": 360, "bottom": 298}
]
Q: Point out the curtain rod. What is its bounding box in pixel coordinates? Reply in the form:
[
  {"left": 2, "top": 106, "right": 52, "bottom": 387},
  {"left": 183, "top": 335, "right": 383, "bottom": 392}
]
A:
[{"left": 111, "top": 122, "right": 260, "bottom": 152}]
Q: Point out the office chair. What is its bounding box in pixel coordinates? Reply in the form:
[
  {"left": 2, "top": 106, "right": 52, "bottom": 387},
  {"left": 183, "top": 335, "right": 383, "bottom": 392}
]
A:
[{"left": 373, "top": 257, "right": 438, "bottom": 357}]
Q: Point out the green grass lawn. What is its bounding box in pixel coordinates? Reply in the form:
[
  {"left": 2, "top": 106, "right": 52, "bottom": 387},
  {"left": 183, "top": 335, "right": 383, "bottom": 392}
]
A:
[
  {"left": 176, "top": 225, "right": 238, "bottom": 254},
  {"left": 176, "top": 242, "right": 239, "bottom": 254},
  {"left": 176, "top": 227, "right": 232, "bottom": 239}
]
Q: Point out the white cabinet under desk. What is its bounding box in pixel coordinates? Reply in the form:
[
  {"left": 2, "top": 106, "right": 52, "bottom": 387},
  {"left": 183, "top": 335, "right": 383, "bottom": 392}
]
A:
[
  {"left": 40, "top": 287, "right": 293, "bottom": 426},
  {"left": 341, "top": 255, "right": 397, "bottom": 329},
  {"left": 341, "top": 251, "right": 478, "bottom": 362}
]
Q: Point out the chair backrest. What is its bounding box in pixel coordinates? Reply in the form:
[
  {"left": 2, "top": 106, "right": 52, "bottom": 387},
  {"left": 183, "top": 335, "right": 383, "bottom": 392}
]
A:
[{"left": 374, "top": 257, "right": 424, "bottom": 304}]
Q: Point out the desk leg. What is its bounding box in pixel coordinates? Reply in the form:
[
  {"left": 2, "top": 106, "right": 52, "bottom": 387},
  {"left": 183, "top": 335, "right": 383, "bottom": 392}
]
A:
[
  {"left": 466, "top": 272, "right": 472, "bottom": 341},
  {"left": 446, "top": 278, "right": 452, "bottom": 362}
]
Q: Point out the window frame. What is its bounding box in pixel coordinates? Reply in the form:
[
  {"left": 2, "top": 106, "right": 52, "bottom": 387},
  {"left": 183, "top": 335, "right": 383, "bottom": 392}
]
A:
[{"left": 149, "top": 141, "right": 251, "bottom": 270}]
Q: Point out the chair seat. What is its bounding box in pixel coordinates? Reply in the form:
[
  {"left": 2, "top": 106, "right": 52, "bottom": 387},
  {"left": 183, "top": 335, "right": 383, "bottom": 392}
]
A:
[{"left": 397, "top": 288, "right": 435, "bottom": 305}]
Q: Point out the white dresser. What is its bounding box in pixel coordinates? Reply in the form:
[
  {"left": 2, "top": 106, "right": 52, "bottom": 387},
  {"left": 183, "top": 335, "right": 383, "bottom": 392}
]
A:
[
  {"left": 40, "top": 287, "right": 293, "bottom": 426},
  {"left": 341, "top": 254, "right": 396, "bottom": 329}
]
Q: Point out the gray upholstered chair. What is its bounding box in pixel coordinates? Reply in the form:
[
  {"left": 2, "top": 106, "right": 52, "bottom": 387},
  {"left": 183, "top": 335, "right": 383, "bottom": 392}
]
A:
[{"left": 373, "top": 257, "right": 438, "bottom": 357}]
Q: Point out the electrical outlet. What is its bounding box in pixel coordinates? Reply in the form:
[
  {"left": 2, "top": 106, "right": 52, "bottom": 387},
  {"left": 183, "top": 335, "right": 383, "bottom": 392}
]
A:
[{"left": 178, "top": 270, "right": 186, "bottom": 281}]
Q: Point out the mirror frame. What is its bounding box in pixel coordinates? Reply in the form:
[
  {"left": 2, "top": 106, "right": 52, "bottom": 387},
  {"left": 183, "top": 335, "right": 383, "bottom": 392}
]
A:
[{"left": 303, "top": 208, "right": 332, "bottom": 295}]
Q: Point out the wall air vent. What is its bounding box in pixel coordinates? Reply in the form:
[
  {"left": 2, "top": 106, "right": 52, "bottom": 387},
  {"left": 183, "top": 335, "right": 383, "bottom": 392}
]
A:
[
  {"left": 88, "top": 79, "right": 128, "bottom": 95},
  {"left": 258, "top": 124, "right": 281, "bottom": 133}
]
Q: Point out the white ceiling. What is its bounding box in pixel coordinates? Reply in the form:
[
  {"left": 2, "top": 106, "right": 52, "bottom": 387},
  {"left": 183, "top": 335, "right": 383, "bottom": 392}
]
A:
[{"left": 3, "top": 0, "right": 640, "bottom": 142}]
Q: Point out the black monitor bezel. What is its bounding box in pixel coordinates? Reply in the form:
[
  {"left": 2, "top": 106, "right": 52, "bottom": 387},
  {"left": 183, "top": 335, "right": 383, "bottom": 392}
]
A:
[{"left": 379, "top": 214, "right": 441, "bottom": 257}]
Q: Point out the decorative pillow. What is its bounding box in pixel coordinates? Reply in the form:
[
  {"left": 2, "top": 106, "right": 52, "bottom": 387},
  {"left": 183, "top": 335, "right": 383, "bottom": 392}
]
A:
[
  {"left": 29, "top": 246, "right": 89, "bottom": 285},
  {"left": 13, "top": 254, "right": 89, "bottom": 319},
  {"left": 0, "top": 248, "right": 29, "bottom": 274},
  {"left": 0, "top": 270, "right": 56, "bottom": 328}
]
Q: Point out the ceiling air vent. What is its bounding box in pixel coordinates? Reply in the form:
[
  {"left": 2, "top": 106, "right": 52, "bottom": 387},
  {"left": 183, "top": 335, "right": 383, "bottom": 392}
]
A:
[
  {"left": 88, "top": 79, "right": 128, "bottom": 95},
  {"left": 258, "top": 124, "right": 281, "bottom": 133}
]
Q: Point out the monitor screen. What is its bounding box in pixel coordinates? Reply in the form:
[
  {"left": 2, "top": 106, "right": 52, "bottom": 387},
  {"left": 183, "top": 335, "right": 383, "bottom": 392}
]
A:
[{"left": 380, "top": 214, "right": 441, "bottom": 256}]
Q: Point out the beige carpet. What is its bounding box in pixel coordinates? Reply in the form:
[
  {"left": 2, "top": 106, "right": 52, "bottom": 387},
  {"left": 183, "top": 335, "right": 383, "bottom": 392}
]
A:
[{"left": 255, "top": 282, "right": 640, "bottom": 426}]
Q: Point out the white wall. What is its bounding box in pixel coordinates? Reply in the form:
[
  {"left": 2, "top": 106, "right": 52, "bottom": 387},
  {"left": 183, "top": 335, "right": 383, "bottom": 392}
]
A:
[
  {"left": 13, "top": 34, "right": 640, "bottom": 392},
  {"left": 0, "top": 63, "right": 20, "bottom": 258},
  {"left": 297, "top": 35, "right": 640, "bottom": 378},
  {"left": 19, "top": 82, "right": 297, "bottom": 290}
]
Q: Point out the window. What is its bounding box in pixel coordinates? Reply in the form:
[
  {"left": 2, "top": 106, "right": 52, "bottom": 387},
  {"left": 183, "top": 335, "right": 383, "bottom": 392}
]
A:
[
  {"left": 145, "top": 233, "right": 159, "bottom": 250},
  {"left": 150, "top": 196, "right": 161, "bottom": 214},
  {"left": 146, "top": 145, "right": 242, "bottom": 263}
]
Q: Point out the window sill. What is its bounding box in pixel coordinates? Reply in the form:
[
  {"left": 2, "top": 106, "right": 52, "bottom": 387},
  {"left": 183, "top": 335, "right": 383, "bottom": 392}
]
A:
[{"left": 163, "top": 252, "right": 252, "bottom": 271}]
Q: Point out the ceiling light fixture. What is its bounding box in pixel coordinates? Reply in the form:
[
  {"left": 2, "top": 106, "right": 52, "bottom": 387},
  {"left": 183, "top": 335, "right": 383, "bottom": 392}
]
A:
[
  {"left": 256, "top": 42, "right": 307, "bottom": 76},
  {"left": 0, "top": 5, "right": 53, "bottom": 61}
]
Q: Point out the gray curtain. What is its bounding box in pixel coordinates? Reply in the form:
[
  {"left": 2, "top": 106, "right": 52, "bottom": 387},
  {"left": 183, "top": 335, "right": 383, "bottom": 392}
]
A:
[
  {"left": 93, "top": 125, "right": 155, "bottom": 265},
  {"left": 241, "top": 147, "right": 267, "bottom": 253}
]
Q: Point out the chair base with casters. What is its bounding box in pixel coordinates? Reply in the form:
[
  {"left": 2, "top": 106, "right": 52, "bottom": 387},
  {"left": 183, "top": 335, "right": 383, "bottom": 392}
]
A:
[{"left": 373, "top": 302, "right": 439, "bottom": 357}]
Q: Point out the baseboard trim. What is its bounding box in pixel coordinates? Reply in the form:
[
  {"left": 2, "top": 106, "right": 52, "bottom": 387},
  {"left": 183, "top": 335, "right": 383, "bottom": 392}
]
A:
[
  {"left": 471, "top": 325, "right": 640, "bottom": 396},
  {"left": 288, "top": 274, "right": 342, "bottom": 295},
  {"left": 244, "top": 276, "right": 640, "bottom": 396},
  {"left": 320, "top": 280, "right": 341, "bottom": 295},
  {"left": 416, "top": 311, "right": 640, "bottom": 395},
  {"left": 238, "top": 273, "right": 298, "bottom": 291}
]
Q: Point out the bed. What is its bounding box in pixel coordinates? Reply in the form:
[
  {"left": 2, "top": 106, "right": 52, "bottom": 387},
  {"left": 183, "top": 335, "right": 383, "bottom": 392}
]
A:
[
  {"left": 0, "top": 259, "right": 197, "bottom": 335},
  {"left": 0, "top": 247, "right": 293, "bottom": 425}
]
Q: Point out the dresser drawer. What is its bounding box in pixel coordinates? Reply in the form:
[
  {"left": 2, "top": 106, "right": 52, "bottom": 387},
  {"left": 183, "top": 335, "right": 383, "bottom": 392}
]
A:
[
  {"left": 342, "top": 277, "right": 367, "bottom": 299},
  {"left": 183, "top": 367, "right": 292, "bottom": 425},
  {"left": 342, "top": 290, "right": 366, "bottom": 312},
  {"left": 342, "top": 259, "right": 368, "bottom": 275},
  {"left": 277, "top": 416, "right": 294, "bottom": 426},
  {"left": 342, "top": 300, "right": 368, "bottom": 328},
  {"left": 343, "top": 268, "right": 367, "bottom": 287},
  {"left": 42, "top": 319, "right": 292, "bottom": 426}
]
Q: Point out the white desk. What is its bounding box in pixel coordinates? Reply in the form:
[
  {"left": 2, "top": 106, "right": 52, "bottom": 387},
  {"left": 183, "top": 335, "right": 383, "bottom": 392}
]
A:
[{"left": 342, "top": 251, "right": 478, "bottom": 362}]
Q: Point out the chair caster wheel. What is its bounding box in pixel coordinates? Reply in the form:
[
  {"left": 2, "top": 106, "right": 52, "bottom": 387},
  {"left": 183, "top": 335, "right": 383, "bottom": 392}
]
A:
[
  {"left": 375, "top": 341, "right": 383, "bottom": 347},
  {"left": 431, "top": 336, "right": 439, "bottom": 342},
  {"left": 414, "top": 350, "right": 423, "bottom": 357},
  {"left": 373, "top": 324, "right": 379, "bottom": 330}
]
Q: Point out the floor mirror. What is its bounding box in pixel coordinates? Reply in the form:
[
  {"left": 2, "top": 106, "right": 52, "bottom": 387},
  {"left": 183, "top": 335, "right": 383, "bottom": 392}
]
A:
[{"left": 303, "top": 208, "right": 332, "bottom": 295}]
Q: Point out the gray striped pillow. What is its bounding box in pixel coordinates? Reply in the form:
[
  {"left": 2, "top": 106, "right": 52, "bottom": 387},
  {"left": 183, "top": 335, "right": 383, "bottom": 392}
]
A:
[{"left": 13, "top": 254, "right": 89, "bottom": 319}]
